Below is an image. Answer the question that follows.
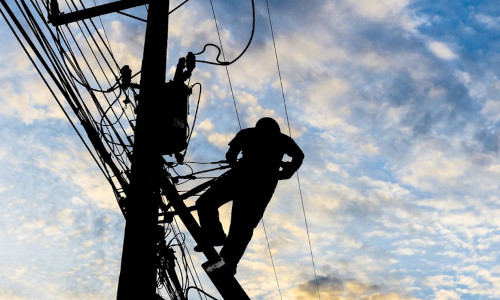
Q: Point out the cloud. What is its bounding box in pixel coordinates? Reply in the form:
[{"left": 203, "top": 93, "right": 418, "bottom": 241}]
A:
[
  {"left": 0, "top": 50, "right": 34, "bottom": 78},
  {"left": 292, "top": 274, "right": 413, "bottom": 300},
  {"left": 198, "top": 118, "right": 215, "bottom": 131},
  {"left": 428, "top": 41, "right": 458, "bottom": 60},
  {"left": 207, "top": 132, "right": 234, "bottom": 148},
  {"left": 0, "top": 80, "right": 64, "bottom": 124},
  {"left": 474, "top": 13, "right": 500, "bottom": 30},
  {"left": 434, "top": 289, "right": 461, "bottom": 300},
  {"left": 31, "top": 137, "right": 118, "bottom": 211},
  {"left": 344, "top": 0, "right": 420, "bottom": 33}
]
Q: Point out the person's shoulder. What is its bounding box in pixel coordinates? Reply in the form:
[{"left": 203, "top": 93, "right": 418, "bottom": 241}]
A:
[
  {"left": 240, "top": 128, "right": 256, "bottom": 134},
  {"left": 235, "top": 128, "right": 257, "bottom": 138},
  {"left": 230, "top": 127, "right": 255, "bottom": 145},
  {"left": 278, "top": 132, "right": 295, "bottom": 142},
  {"left": 278, "top": 133, "right": 302, "bottom": 151}
]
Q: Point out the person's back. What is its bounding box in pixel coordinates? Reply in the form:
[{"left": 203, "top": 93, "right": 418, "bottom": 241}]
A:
[{"left": 226, "top": 117, "right": 304, "bottom": 180}]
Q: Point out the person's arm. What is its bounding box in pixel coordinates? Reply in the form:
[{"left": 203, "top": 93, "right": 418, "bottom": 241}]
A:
[
  {"left": 225, "top": 132, "right": 243, "bottom": 167},
  {"left": 225, "top": 145, "right": 241, "bottom": 167},
  {"left": 278, "top": 138, "right": 304, "bottom": 180}
]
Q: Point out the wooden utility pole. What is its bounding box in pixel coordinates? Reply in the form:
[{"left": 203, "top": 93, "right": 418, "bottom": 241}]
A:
[
  {"left": 48, "top": 0, "right": 250, "bottom": 298},
  {"left": 116, "top": 0, "right": 169, "bottom": 298}
]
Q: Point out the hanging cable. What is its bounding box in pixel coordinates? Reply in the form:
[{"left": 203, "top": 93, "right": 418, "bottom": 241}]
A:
[
  {"left": 182, "top": 82, "right": 202, "bottom": 158},
  {"left": 194, "top": 0, "right": 255, "bottom": 67},
  {"left": 265, "top": 1, "right": 321, "bottom": 299}
]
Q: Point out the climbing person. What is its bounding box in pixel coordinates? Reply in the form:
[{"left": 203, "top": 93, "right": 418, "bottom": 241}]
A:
[{"left": 195, "top": 117, "right": 304, "bottom": 275}]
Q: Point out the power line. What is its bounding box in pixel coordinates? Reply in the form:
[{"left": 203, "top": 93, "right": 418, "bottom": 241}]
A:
[
  {"left": 261, "top": 219, "right": 283, "bottom": 300},
  {"left": 208, "top": 0, "right": 284, "bottom": 296},
  {"left": 265, "top": 0, "right": 321, "bottom": 299}
]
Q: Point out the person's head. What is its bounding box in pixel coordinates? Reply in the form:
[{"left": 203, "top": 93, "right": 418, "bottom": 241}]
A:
[{"left": 256, "top": 117, "right": 280, "bottom": 134}]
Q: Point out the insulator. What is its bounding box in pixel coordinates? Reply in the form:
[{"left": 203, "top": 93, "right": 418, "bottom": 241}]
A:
[{"left": 120, "top": 65, "right": 132, "bottom": 88}]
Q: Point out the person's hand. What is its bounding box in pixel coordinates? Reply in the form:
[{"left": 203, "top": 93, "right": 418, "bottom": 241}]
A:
[{"left": 278, "top": 162, "right": 294, "bottom": 180}]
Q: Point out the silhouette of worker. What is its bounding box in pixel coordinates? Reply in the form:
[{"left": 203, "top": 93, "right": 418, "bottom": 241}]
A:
[{"left": 195, "top": 117, "right": 304, "bottom": 275}]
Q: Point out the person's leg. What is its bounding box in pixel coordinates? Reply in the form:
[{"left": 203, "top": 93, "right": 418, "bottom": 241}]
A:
[
  {"left": 219, "top": 197, "right": 267, "bottom": 274},
  {"left": 195, "top": 173, "right": 236, "bottom": 246}
]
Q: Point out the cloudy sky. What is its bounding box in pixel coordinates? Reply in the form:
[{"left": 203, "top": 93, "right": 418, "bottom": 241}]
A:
[{"left": 1, "top": 0, "right": 500, "bottom": 299}]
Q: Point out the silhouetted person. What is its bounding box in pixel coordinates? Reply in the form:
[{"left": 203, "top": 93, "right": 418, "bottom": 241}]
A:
[{"left": 195, "top": 117, "right": 304, "bottom": 275}]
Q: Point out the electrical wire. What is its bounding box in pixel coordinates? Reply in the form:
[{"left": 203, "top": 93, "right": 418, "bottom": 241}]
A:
[
  {"left": 28, "top": 0, "right": 132, "bottom": 202},
  {"left": 261, "top": 219, "right": 283, "bottom": 299},
  {"left": 169, "top": 0, "right": 191, "bottom": 15},
  {"left": 194, "top": 0, "right": 255, "bottom": 67},
  {"left": 203, "top": 0, "right": 285, "bottom": 295},
  {"left": 182, "top": 82, "right": 202, "bottom": 158},
  {"left": 9, "top": 0, "right": 135, "bottom": 208},
  {"left": 265, "top": 1, "right": 321, "bottom": 298}
]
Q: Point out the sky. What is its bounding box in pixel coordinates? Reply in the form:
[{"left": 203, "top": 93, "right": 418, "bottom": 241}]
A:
[{"left": 1, "top": 0, "right": 500, "bottom": 299}]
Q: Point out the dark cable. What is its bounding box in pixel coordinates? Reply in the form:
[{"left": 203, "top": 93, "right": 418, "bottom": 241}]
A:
[
  {"left": 194, "top": 0, "right": 255, "bottom": 67},
  {"left": 182, "top": 82, "right": 202, "bottom": 157},
  {"left": 261, "top": 219, "right": 283, "bottom": 300},
  {"left": 169, "top": 0, "right": 191, "bottom": 14},
  {"left": 265, "top": 1, "right": 321, "bottom": 298}
]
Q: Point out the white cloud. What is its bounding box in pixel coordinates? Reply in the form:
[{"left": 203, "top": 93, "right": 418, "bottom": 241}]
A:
[
  {"left": 0, "top": 80, "right": 64, "bottom": 124},
  {"left": 396, "top": 141, "right": 468, "bottom": 192},
  {"left": 481, "top": 99, "right": 500, "bottom": 123},
  {"left": 428, "top": 41, "right": 458, "bottom": 60},
  {"left": 0, "top": 51, "right": 34, "bottom": 78},
  {"left": 30, "top": 137, "right": 118, "bottom": 211},
  {"left": 393, "top": 247, "right": 425, "bottom": 256},
  {"left": 198, "top": 118, "right": 215, "bottom": 131},
  {"left": 302, "top": 77, "right": 352, "bottom": 130},
  {"left": 207, "top": 132, "right": 233, "bottom": 148},
  {"left": 326, "top": 162, "right": 341, "bottom": 173},
  {"left": 236, "top": 90, "right": 258, "bottom": 106},
  {"left": 344, "top": 0, "right": 420, "bottom": 31},
  {"left": 108, "top": 21, "right": 144, "bottom": 72},
  {"left": 475, "top": 13, "right": 500, "bottom": 30},
  {"left": 434, "top": 289, "right": 461, "bottom": 300}
]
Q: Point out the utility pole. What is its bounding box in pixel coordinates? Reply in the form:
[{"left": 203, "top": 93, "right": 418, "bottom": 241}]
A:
[
  {"left": 48, "top": 0, "right": 250, "bottom": 298},
  {"left": 116, "top": 0, "right": 169, "bottom": 298},
  {"left": 49, "top": 1, "right": 169, "bottom": 298}
]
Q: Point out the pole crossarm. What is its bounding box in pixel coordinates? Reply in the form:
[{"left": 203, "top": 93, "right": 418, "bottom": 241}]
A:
[{"left": 49, "top": 0, "right": 149, "bottom": 25}]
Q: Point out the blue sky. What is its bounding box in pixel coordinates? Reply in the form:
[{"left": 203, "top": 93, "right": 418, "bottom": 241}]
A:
[{"left": 1, "top": 0, "right": 500, "bottom": 299}]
